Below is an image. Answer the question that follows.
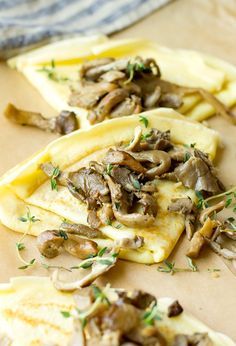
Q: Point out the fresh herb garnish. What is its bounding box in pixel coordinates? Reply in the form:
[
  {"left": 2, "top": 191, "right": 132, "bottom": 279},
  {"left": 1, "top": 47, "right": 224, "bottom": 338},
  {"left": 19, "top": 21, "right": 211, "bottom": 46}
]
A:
[
  {"left": 92, "top": 285, "right": 110, "bottom": 305},
  {"left": 186, "top": 257, "right": 198, "bottom": 272},
  {"left": 18, "top": 258, "right": 36, "bottom": 270},
  {"left": 207, "top": 268, "right": 221, "bottom": 273},
  {"left": 157, "top": 258, "right": 198, "bottom": 275},
  {"left": 183, "top": 152, "right": 191, "bottom": 163},
  {"left": 50, "top": 166, "right": 60, "bottom": 191},
  {"left": 115, "top": 223, "right": 122, "bottom": 229},
  {"left": 141, "top": 132, "right": 152, "bottom": 141},
  {"left": 61, "top": 311, "right": 71, "bottom": 318},
  {"left": 58, "top": 230, "right": 68, "bottom": 240},
  {"left": 41, "top": 262, "right": 72, "bottom": 271},
  {"left": 105, "top": 218, "right": 112, "bottom": 226},
  {"left": 142, "top": 302, "right": 162, "bottom": 325},
  {"left": 16, "top": 242, "right": 25, "bottom": 251},
  {"left": 97, "top": 247, "right": 107, "bottom": 257},
  {"left": 139, "top": 115, "right": 149, "bottom": 128},
  {"left": 125, "top": 60, "right": 151, "bottom": 83},
  {"left": 37, "top": 60, "right": 69, "bottom": 83},
  {"left": 106, "top": 163, "right": 113, "bottom": 175},
  {"left": 18, "top": 207, "right": 40, "bottom": 224},
  {"left": 195, "top": 191, "right": 208, "bottom": 209}
]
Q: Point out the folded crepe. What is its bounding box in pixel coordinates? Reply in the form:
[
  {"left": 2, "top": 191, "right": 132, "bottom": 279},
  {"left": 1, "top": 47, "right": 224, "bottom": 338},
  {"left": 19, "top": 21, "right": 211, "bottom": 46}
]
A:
[
  {"left": 7, "top": 36, "right": 236, "bottom": 128},
  {"left": 0, "top": 276, "right": 234, "bottom": 346},
  {"left": 0, "top": 109, "right": 220, "bottom": 264}
]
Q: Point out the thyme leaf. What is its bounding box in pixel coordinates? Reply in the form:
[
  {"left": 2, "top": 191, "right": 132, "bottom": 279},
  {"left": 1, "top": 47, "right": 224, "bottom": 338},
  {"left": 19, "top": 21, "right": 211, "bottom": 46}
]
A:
[{"left": 139, "top": 115, "right": 149, "bottom": 128}]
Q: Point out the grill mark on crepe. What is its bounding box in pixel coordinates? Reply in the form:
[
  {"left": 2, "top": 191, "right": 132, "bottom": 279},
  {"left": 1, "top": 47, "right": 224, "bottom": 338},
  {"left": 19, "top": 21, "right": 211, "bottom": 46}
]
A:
[{"left": 3, "top": 308, "right": 72, "bottom": 335}]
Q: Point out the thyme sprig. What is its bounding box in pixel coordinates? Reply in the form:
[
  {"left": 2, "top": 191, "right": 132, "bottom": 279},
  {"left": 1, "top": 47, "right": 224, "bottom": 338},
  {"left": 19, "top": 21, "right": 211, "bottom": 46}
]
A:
[
  {"left": 125, "top": 60, "right": 151, "bottom": 84},
  {"left": 37, "top": 60, "right": 69, "bottom": 83},
  {"left": 157, "top": 257, "right": 198, "bottom": 275},
  {"left": 70, "top": 247, "right": 119, "bottom": 270},
  {"left": 142, "top": 301, "right": 162, "bottom": 325},
  {"left": 139, "top": 115, "right": 149, "bottom": 128},
  {"left": 50, "top": 166, "right": 60, "bottom": 191},
  {"left": 16, "top": 207, "right": 40, "bottom": 269}
]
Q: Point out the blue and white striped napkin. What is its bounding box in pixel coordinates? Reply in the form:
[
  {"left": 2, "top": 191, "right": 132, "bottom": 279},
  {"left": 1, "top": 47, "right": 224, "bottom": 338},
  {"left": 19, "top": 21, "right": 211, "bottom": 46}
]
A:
[{"left": 0, "top": 0, "right": 172, "bottom": 58}]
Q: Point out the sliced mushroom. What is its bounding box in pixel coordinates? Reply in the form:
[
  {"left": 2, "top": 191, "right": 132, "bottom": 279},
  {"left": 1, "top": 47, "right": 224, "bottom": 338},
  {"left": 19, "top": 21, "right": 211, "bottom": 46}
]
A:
[
  {"left": 61, "top": 222, "right": 103, "bottom": 238},
  {"left": 199, "top": 200, "right": 225, "bottom": 225},
  {"left": 54, "top": 110, "right": 79, "bottom": 134},
  {"left": 173, "top": 333, "right": 213, "bottom": 346},
  {"left": 167, "top": 300, "right": 183, "bottom": 318},
  {"left": 87, "top": 210, "right": 102, "bottom": 229},
  {"left": 168, "top": 197, "right": 195, "bottom": 215},
  {"left": 69, "top": 81, "right": 117, "bottom": 109},
  {"left": 186, "top": 218, "right": 216, "bottom": 258},
  {"left": 64, "top": 236, "right": 98, "bottom": 259},
  {"left": 80, "top": 58, "right": 115, "bottom": 79},
  {"left": 174, "top": 156, "right": 223, "bottom": 194},
  {"left": 207, "top": 239, "right": 236, "bottom": 260},
  {"left": 99, "top": 70, "right": 125, "bottom": 83},
  {"left": 128, "top": 150, "right": 171, "bottom": 178},
  {"left": 115, "top": 236, "right": 144, "bottom": 249},
  {"left": 105, "top": 174, "right": 155, "bottom": 228},
  {"left": 40, "top": 162, "right": 68, "bottom": 186},
  {"left": 37, "top": 230, "right": 65, "bottom": 258},
  {"left": 125, "top": 126, "right": 143, "bottom": 151},
  {"left": 52, "top": 247, "right": 118, "bottom": 291},
  {"left": 104, "top": 149, "right": 146, "bottom": 174},
  {"left": 83, "top": 58, "right": 130, "bottom": 81},
  {"left": 144, "top": 85, "right": 161, "bottom": 108},
  {"left": 110, "top": 95, "right": 142, "bottom": 118},
  {"left": 90, "top": 88, "right": 129, "bottom": 124}
]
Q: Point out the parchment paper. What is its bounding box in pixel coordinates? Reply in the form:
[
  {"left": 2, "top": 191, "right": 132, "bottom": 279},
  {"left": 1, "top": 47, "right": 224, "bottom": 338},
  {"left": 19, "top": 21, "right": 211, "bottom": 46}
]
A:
[{"left": 0, "top": 0, "right": 236, "bottom": 341}]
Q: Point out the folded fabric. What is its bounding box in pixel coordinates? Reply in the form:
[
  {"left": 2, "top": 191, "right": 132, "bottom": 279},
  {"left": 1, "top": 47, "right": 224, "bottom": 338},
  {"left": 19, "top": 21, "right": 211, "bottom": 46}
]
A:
[{"left": 0, "top": 0, "right": 172, "bottom": 58}]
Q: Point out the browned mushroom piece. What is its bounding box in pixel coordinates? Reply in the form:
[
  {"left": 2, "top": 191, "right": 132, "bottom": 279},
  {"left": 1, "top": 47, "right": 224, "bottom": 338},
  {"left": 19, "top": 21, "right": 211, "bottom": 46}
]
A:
[
  {"left": 159, "top": 93, "right": 183, "bottom": 109},
  {"left": 139, "top": 129, "right": 172, "bottom": 151},
  {"left": 168, "top": 197, "right": 195, "bottom": 215},
  {"left": 60, "top": 222, "right": 103, "bottom": 238},
  {"left": 90, "top": 88, "right": 129, "bottom": 123},
  {"left": 54, "top": 110, "right": 79, "bottom": 134},
  {"left": 37, "top": 230, "right": 65, "bottom": 258},
  {"left": 4, "top": 104, "right": 79, "bottom": 135},
  {"left": 110, "top": 96, "right": 142, "bottom": 118},
  {"left": 167, "top": 300, "right": 183, "bottom": 318},
  {"left": 87, "top": 210, "right": 102, "bottom": 229},
  {"left": 80, "top": 58, "right": 115, "bottom": 79},
  {"left": 105, "top": 174, "right": 156, "bottom": 228},
  {"left": 115, "top": 236, "right": 144, "bottom": 249},
  {"left": 68, "top": 167, "right": 110, "bottom": 208},
  {"left": 40, "top": 162, "right": 68, "bottom": 186},
  {"left": 199, "top": 200, "right": 225, "bottom": 225},
  {"left": 125, "top": 126, "right": 143, "bottom": 151},
  {"left": 207, "top": 237, "right": 236, "bottom": 260},
  {"left": 83, "top": 58, "right": 130, "bottom": 81},
  {"left": 104, "top": 149, "right": 146, "bottom": 174},
  {"left": 174, "top": 154, "right": 223, "bottom": 194},
  {"left": 173, "top": 333, "right": 213, "bottom": 346},
  {"left": 63, "top": 236, "right": 98, "bottom": 259},
  {"left": 126, "top": 290, "right": 156, "bottom": 309},
  {"left": 144, "top": 85, "right": 161, "bottom": 108},
  {"left": 99, "top": 70, "right": 126, "bottom": 83},
  {"left": 69, "top": 81, "right": 117, "bottom": 109},
  {"left": 128, "top": 150, "right": 171, "bottom": 178},
  {"left": 186, "top": 218, "right": 216, "bottom": 258}
]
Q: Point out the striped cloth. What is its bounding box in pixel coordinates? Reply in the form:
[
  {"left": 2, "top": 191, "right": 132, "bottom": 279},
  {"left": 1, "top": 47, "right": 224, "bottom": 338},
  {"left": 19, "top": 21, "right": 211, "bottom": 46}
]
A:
[{"left": 0, "top": 0, "right": 172, "bottom": 59}]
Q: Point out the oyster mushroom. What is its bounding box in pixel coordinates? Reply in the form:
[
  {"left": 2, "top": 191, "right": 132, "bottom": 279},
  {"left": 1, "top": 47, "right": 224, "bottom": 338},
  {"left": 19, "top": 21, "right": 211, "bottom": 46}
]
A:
[
  {"left": 128, "top": 150, "right": 171, "bottom": 178},
  {"left": 37, "top": 230, "right": 65, "bottom": 258},
  {"left": 4, "top": 103, "right": 78, "bottom": 134},
  {"left": 52, "top": 247, "right": 119, "bottom": 291},
  {"left": 186, "top": 218, "right": 216, "bottom": 258},
  {"left": 104, "top": 149, "right": 146, "bottom": 174},
  {"left": 125, "top": 126, "right": 143, "bottom": 151},
  {"left": 199, "top": 200, "right": 225, "bottom": 225},
  {"left": 63, "top": 236, "right": 98, "bottom": 260},
  {"left": 61, "top": 222, "right": 104, "bottom": 238}
]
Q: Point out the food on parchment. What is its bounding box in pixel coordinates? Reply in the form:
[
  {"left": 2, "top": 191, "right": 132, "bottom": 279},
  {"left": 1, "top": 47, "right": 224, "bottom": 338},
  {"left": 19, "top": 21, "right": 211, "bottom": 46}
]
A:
[
  {"left": 8, "top": 37, "right": 236, "bottom": 128},
  {"left": 0, "top": 276, "right": 234, "bottom": 345},
  {"left": 0, "top": 109, "right": 221, "bottom": 264}
]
